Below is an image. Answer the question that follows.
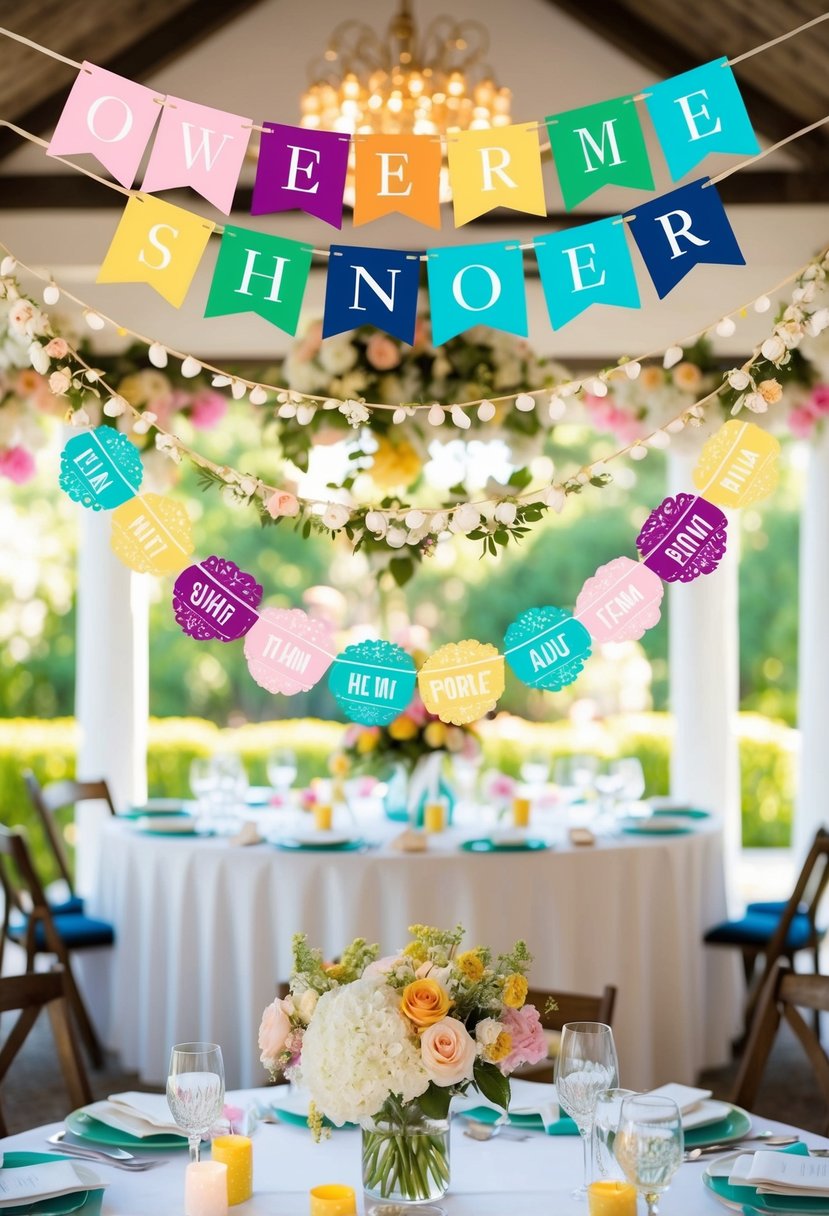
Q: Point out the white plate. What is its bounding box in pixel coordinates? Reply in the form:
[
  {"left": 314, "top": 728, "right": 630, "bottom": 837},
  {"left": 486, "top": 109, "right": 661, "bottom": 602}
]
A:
[
  {"left": 288, "top": 831, "right": 352, "bottom": 846},
  {"left": 132, "top": 815, "right": 196, "bottom": 834},
  {"left": 487, "top": 829, "right": 528, "bottom": 847}
]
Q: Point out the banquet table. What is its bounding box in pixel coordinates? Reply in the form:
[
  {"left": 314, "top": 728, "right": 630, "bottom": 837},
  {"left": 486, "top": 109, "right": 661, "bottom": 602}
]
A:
[
  {"left": 2, "top": 1082, "right": 826, "bottom": 1216},
  {"left": 86, "top": 813, "right": 740, "bottom": 1090}
]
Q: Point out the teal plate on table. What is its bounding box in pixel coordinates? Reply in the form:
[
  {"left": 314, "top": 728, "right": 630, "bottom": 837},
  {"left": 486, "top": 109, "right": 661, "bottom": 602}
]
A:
[
  {"left": 460, "top": 838, "right": 550, "bottom": 854},
  {"left": 652, "top": 807, "right": 711, "bottom": 820},
  {"left": 1, "top": 1152, "right": 103, "bottom": 1216},
  {"left": 702, "top": 1143, "right": 828, "bottom": 1213},
  {"left": 270, "top": 1105, "right": 356, "bottom": 1131},
  {"left": 65, "top": 1109, "right": 188, "bottom": 1150},
  {"left": 272, "top": 838, "right": 367, "bottom": 853},
  {"left": 458, "top": 1106, "right": 578, "bottom": 1136},
  {"left": 622, "top": 822, "right": 694, "bottom": 837},
  {"left": 684, "top": 1105, "right": 752, "bottom": 1148}
]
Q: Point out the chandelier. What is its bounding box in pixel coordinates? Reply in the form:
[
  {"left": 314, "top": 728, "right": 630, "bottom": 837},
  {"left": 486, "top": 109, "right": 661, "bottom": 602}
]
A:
[{"left": 298, "top": 1, "right": 513, "bottom": 139}]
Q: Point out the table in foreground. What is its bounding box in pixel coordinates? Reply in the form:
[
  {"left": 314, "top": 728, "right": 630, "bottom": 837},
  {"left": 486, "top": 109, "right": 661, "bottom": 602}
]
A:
[
  {"left": 87, "top": 815, "right": 741, "bottom": 1089},
  {"left": 3, "top": 1082, "right": 826, "bottom": 1216}
]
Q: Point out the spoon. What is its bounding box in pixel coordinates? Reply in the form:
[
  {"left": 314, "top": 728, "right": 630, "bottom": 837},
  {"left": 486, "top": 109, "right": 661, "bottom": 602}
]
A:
[
  {"left": 463, "top": 1120, "right": 531, "bottom": 1142},
  {"left": 685, "top": 1134, "right": 799, "bottom": 1160}
]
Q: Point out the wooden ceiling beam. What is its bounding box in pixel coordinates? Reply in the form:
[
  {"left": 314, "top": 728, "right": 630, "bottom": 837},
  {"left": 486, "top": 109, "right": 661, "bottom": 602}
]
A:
[
  {"left": 542, "top": 0, "right": 829, "bottom": 166},
  {"left": 0, "top": 0, "right": 269, "bottom": 161}
]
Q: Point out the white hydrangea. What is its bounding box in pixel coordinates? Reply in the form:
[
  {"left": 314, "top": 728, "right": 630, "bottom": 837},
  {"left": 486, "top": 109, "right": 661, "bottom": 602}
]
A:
[{"left": 299, "top": 978, "right": 428, "bottom": 1126}]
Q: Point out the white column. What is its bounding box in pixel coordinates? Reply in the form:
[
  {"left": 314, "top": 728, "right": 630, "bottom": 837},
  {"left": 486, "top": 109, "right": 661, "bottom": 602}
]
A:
[
  {"left": 795, "top": 428, "right": 829, "bottom": 857},
  {"left": 667, "top": 449, "right": 742, "bottom": 904},
  {"left": 75, "top": 509, "right": 148, "bottom": 895}
]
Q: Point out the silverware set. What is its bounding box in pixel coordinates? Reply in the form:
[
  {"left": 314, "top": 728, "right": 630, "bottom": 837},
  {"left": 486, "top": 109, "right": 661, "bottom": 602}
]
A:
[
  {"left": 45, "top": 1130, "right": 165, "bottom": 1170},
  {"left": 684, "top": 1132, "right": 800, "bottom": 1161}
]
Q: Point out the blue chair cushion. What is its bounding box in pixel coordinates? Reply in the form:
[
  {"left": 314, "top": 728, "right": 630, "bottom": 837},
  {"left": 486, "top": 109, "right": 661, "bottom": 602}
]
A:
[
  {"left": 10, "top": 912, "right": 114, "bottom": 950},
  {"left": 704, "top": 910, "right": 818, "bottom": 951},
  {"left": 49, "top": 896, "right": 85, "bottom": 916},
  {"left": 746, "top": 900, "right": 808, "bottom": 916}
]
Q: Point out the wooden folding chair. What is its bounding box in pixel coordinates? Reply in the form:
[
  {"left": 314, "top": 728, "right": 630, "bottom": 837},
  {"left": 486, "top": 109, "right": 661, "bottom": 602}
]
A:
[
  {"left": 0, "top": 967, "right": 93, "bottom": 1137},
  {"left": 517, "top": 985, "right": 618, "bottom": 1082},
  {"left": 0, "top": 826, "right": 112, "bottom": 1068},
  {"left": 23, "top": 772, "right": 117, "bottom": 907},
  {"left": 733, "top": 958, "right": 829, "bottom": 1131}
]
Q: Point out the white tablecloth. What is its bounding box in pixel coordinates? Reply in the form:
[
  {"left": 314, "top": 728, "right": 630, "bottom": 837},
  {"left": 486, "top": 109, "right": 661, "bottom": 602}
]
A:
[
  {"left": 2, "top": 1082, "right": 825, "bottom": 1215},
  {"left": 88, "top": 817, "right": 740, "bottom": 1089}
]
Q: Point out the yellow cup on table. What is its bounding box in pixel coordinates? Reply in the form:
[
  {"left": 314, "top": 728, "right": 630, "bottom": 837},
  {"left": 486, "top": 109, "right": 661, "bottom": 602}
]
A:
[
  {"left": 512, "top": 795, "right": 531, "bottom": 828},
  {"left": 313, "top": 803, "right": 333, "bottom": 831},
  {"left": 309, "top": 1184, "right": 357, "bottom": 1215},
  {"left": 423, "top": 800, "right": 446, "bottom": 833},
  {"left": 210, "top": 1135, "right": 252, "bottom": 1206},
  {"left": 587, "top": 1180, "right": 637, "bottom": 1215}
]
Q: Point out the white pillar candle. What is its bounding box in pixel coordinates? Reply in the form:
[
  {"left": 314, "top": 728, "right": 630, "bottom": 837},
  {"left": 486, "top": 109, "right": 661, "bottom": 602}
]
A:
[{"left": 185, "top": 1161, "right": 228, "bottom": 1216}]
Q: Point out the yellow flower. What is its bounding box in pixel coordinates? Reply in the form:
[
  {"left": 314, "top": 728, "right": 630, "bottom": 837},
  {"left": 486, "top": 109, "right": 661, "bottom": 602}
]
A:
[
  {"left": 672, "top": 362, "right": 703, "bottom": 393},
  {"left": 329, "top": 752, "right": 350, "bottom": 776},
  {"left": 423, "top": 721, "right": 447, "bottom": 749},
  {"left": 639, "top": 366, "right": 664, "bottom": 392},
  {"left": 400, "top": 978, "right": 451, "bottom": 1029},
  {"left": 356, "top": 728, "right": 380, "bottom": 754},
  {"left": 389, "top": 715, "right": 418, "bottom": 742},
  {"left": 118, "top": 370, "right": 170, "bottom": 406},
  {"left": 485, "top": 1031, "right": 513, "bottom": 1063},
  {"left": 456, "top": 950, "right": 485, "bottom": 983},
  {"left": 324, "top": 963, "right": 346, "bottom": 981},
  {"left": 370, "top": 436, "right": 423, "bottom": 490},
  {"left": 403, "top": 941, "right": 428, "bottom": 963},
  {"left": 759, "top": 379, "right": 783, "bottom": 405},
  {"left": 503, "top": 974, "right": 529, "bottom": 1009}
]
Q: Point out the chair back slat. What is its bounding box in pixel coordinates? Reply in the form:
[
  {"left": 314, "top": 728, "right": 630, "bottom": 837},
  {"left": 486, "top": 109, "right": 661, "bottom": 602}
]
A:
[
  {"left": 23, "top": 772, "right": 117, "bottom": 895},
  {"left": 527, "top": 985, "right": 617, "bottom": 1033}
]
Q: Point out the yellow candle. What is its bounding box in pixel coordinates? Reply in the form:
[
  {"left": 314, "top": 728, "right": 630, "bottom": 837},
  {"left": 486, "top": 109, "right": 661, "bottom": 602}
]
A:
[
  {"left": 309, "top": 1183, "right": 357, "bottom": 1215},
  {"left": 587, "top": 1180, "right": 638, "bottom": 1216},
  {"left": 314, "top": 803, "right": 333, "bottom": 831},
  {"left": 512, "top": 796, "right": 531, "bottom": 827},
  {"left": 185, "top": 1161, "right": 228, "bottom": 1216},
  {"left": 423, "top": 801, "right": 446, "bottom": 833},
  {"left": 211, "top": 1136, "right": 252, "bottom": 1206}
]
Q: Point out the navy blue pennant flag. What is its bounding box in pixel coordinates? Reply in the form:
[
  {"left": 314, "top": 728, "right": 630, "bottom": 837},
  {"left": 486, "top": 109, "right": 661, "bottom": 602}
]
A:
[
  {"left": 322, "top": 244, "right": 422, "bottom": 343},
  {"left": 625, "top": 178, "right": 744, "bottom": 299}
]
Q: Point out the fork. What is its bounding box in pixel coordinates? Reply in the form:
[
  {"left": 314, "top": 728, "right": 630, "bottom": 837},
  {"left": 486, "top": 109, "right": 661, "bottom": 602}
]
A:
[{"left": 46, "top": 1133, "right": 162, "bottom": 1170}]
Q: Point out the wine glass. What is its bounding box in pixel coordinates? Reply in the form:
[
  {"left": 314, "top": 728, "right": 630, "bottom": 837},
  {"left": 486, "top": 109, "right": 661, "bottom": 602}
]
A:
[
  {"left": 166, "top": 1042, "right": 225, "bottom": 1163},
  {"left": 267, "top": 748, "right": 298, "bottom": 800},
  {"left": 592, "top": 1088, "right": 636, "bottom": 1182},
  {"left": 554, "top": 755, "right": 598, "bottom": 807},
  {"left": 555, "top": 1022, "right": 619, "bottom": 1199},
  {"left": 190, "top": 757, "right": 219, "bottom": 831},
  {"left": 614, "top": 1094, "right": 683, "bottom": 1216},
  {"left": 520, "top": 751, "right": 550, "bottom": 791},
  {"left": 613, "top": 758, "right": 646, "bottom": 811}
]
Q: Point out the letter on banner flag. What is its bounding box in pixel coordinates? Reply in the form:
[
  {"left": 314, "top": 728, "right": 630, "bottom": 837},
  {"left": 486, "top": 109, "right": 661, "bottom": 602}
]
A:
[
  {"left": 625, "top": 178, "right": 744, "bottom": 299},
  {"left": 427, "top": 240, "right": 527, "bottom": 346},
  {"left": 251, "top": 123, "right": 350, "bottom": 228},
  {"left": 354, "top": 135, "right": 442, "bottom": 229},
  {"left": 141, "top": 97, "right": 252, "bottom": 215},
  {"left": 636, "top": 493, "right": 727, "bottom": 583},
  {"left": 173, "top": 556, "right": 263, "bottom": 642},
  {"left": 546, "top": 96, "right": 654, "bottom": 210},
  {"left": 447, "top": 124, "right": 546, "bottom": 226},
  {"left": 533, "top": 217, "right": 639, "bottom": 329},
  {"left": 244, "top": 607, "right": 334, "bottom": 695},
  {"left": 111, "top": 493, "right": 194, "bottom": 576},
  {"left": 204, "top": 226, "right": 312, "bottom": 335},
  {"left": 323, "top": 245, "right": 421, "bottom": 343},
  {"left": 418, "top": 641, "right": 504, "bottom": 725},
  {"left": 59, "top": 426, "right": 143, "bottom": 511},
  {"left": 97, "top": 195, "right": 214, "bottom": 307},
  {"left": 47, "top": 62, "right": 161, "bottom": 188},
  {"left": 328, "top": 640, "right": 417, "bottom": 726},
  {"left": 692, "top": 419, "right": 780, "bottom": 508},
  {"left": 645, "top": 58, "right": 759, "bottom": 181},
  {"left": 504, "top": 607, "right": 592, "bottom": 692},
  {"left": 574, "top": 556, "right": 664, "bottom": 644}
]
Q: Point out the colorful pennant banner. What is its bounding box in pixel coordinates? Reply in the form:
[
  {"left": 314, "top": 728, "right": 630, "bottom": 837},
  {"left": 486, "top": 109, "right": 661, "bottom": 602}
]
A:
[{"left": 58, "top": 416, "right": 781, "bottom": 725}]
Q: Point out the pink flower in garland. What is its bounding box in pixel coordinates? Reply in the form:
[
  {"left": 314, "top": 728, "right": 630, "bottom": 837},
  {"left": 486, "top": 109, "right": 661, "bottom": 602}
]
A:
[
  {"left": 789, "top": 405, "right": 817, "bottom": 439},
  {"left": 806, "top": 384, "right": 829, "bottom": 417},
  {"left": 0, "top": 445, "right": 36, "bottom": 484},
  {"left": 189, "top": 389, "right": 228, "bottom": 430}
]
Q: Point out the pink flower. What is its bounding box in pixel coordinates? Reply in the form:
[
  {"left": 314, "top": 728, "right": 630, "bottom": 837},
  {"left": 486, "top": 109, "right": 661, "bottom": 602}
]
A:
[
  {"left": 413, "top": 317, "right": 431, "bottom": 349},
  {"left": 420, "top": 1017, "right": 477, "bottom": 1086},
  {"left": 189, "top": 390, "right": 228, "bottom": 430},
  {"left": 258, "top": 996, "right": 292, "bottom": 1067},
  {"left": 789, "top": 405, "right": 817, "bottom": 439},
  {"left": 366, "top": 333, "right": 401, "bottom": 371},
  {"left": 499, "top": 1004, "right": 548, "bottom": 1074},
  {"left": 485, "top": 772, "right": 516, "bottom": 803},
  {"left": 44, "top": 338, "right": 69, "bottom": 359},
  {"left": 0, "top": 445, "right": 36, "bottom": 484},
  {"left": 294, "top": 320, "right": 324, "bottom": 363},
  {"left": 267, "top": 490, "right": 300, "bottom": 519},
  {"left": 806, "top": 384, "right": 829, "bottom": 417},
  {"left": 406, "top": 692, "right": 430, "bottom": 727},
  {"left": 362, "top": 955, "right": 403, "bottom": 979}
]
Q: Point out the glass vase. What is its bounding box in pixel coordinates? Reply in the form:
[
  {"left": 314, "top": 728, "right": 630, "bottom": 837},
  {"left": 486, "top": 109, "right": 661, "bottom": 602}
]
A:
[
  {"left": 382, "top": 756, "right": 455, "bottom": 827},
  {"left": 361, "top": 1099, "right": 450, "bottom": 1205}
]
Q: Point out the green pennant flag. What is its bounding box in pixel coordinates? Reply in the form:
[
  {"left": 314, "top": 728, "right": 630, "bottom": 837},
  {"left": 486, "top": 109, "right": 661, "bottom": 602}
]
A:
[
  {"left": 547, "top": 96, "right": 654, "bottom": 211},
  {"left": 204, "top": 225, "right": 312, "bottom": 334}
]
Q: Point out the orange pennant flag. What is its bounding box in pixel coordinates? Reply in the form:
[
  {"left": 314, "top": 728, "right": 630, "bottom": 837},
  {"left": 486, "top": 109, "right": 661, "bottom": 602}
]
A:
[{"left": 353, "top": 134, "right": 442, "bottom": 228}]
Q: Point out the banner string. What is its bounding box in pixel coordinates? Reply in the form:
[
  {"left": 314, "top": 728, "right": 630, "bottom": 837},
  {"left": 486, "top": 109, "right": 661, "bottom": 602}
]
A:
[{"left": 2, "top": 236, "right": 823, "bottom": 418}]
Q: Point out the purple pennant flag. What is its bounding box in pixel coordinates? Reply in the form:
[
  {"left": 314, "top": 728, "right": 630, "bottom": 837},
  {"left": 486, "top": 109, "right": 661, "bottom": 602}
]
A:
[
  {"left": 636, "top": 493, "right": 728, "bottom": 583},
  {"left": 251, "top": 122, "right": 350, "bottom": 229}
]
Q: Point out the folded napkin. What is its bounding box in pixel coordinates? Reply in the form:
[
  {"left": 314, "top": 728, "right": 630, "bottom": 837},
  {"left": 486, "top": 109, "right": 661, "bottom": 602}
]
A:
[
  {"left": 390, "top": 829, "right": 428, "bottom": 853},
  {"left": 0, "top": 1160, "right": 104, "bottom": 1209},
  {"left": 230, "top": 821, "right": 263, "bottom": 847},
  {"left": 459, "top": 1103, "right": 577, "bottom": 1135},
  {"left": 743, "top": 1149, "right": 829, "bottom": 1197},
  {"left": 82, "top": 1092, "right": 181, "bottom": 1138}
]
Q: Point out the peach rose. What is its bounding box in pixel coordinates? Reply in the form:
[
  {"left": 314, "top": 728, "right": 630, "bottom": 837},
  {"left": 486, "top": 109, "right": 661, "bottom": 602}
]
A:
[
  {"left": 420, "top": 1017, "right": 477, "bottom": 1086},
  {"left": 267, "top": 490, "right": 300, "bottom": 518},
  {"left": 44, "top": 338, "right": 69, "bottom": 359},
  {"left": 400, "top": 978, "right": 451, "bottom": 1029},
  {"left": 258, "top": 996, "right": 292, "bottom": 1065},
  {"left": 366, "top": 333, "right": 401, "bottom": 371}
]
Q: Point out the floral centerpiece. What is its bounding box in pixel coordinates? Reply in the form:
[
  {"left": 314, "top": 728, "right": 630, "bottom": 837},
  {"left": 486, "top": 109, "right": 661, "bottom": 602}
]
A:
[{"left": 258, "top": 925, "right": 547, "bottom": 1204}]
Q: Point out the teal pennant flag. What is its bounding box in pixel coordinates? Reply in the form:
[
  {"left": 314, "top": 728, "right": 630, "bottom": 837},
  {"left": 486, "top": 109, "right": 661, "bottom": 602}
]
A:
[
  {"left": 547, "top": 96, "right": 654, "bottom": 211},
  {"left": 426, "top": 240, "right": 527, "bottom": 345},
  {"left": 204, "top": 225, "right": 312, "bottom": 334},
  {"left": 646, "top": 58, "right": 759, "bottom": 181},
  {"left": 533, "top": 217, "right": 639, "bottom": 329}
]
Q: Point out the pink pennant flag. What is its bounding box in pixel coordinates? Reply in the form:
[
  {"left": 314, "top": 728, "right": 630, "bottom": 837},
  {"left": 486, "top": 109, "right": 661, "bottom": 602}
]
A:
[
  {"left": 141, "top": 97, "right": 252, "bottom": 215},
  {"left": 47, "top": 62, "right": 162, "bottom": 188}
]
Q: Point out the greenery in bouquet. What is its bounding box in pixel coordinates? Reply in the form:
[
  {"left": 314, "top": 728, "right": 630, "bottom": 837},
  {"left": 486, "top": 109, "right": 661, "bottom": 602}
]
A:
[
  {"left": 258, "top": 925, "right": 546, "bottom": 1197},
  {"left": 338, "top": 690, "right": 481, "bottom": 775}
]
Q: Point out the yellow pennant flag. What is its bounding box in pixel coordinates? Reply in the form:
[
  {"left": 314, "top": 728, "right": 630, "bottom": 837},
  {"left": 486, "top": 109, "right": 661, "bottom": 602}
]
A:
[
  {"left": 447, "top": 124, "right": 547, "bottom": 226},
  {"left": 97, "top": 194, "right": 215, "bottom": 307}
]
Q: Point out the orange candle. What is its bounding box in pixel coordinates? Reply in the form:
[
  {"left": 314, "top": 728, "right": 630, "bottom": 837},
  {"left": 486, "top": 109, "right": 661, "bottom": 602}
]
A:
[
  {"left": 210, "top": 1136, "right": 252, "bottom": 1206},
  {"left": 588, "top": 1180, "right": 637, "bottom": 1216},
  {"left": 512, "top": 796, "right": 531, "bottom": 827},
  {"left": 423, "top": 801, "right": 446, "bottom": 833},
  {"left": 313, "top": 803, "right": 333, "bottom": 831}
]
